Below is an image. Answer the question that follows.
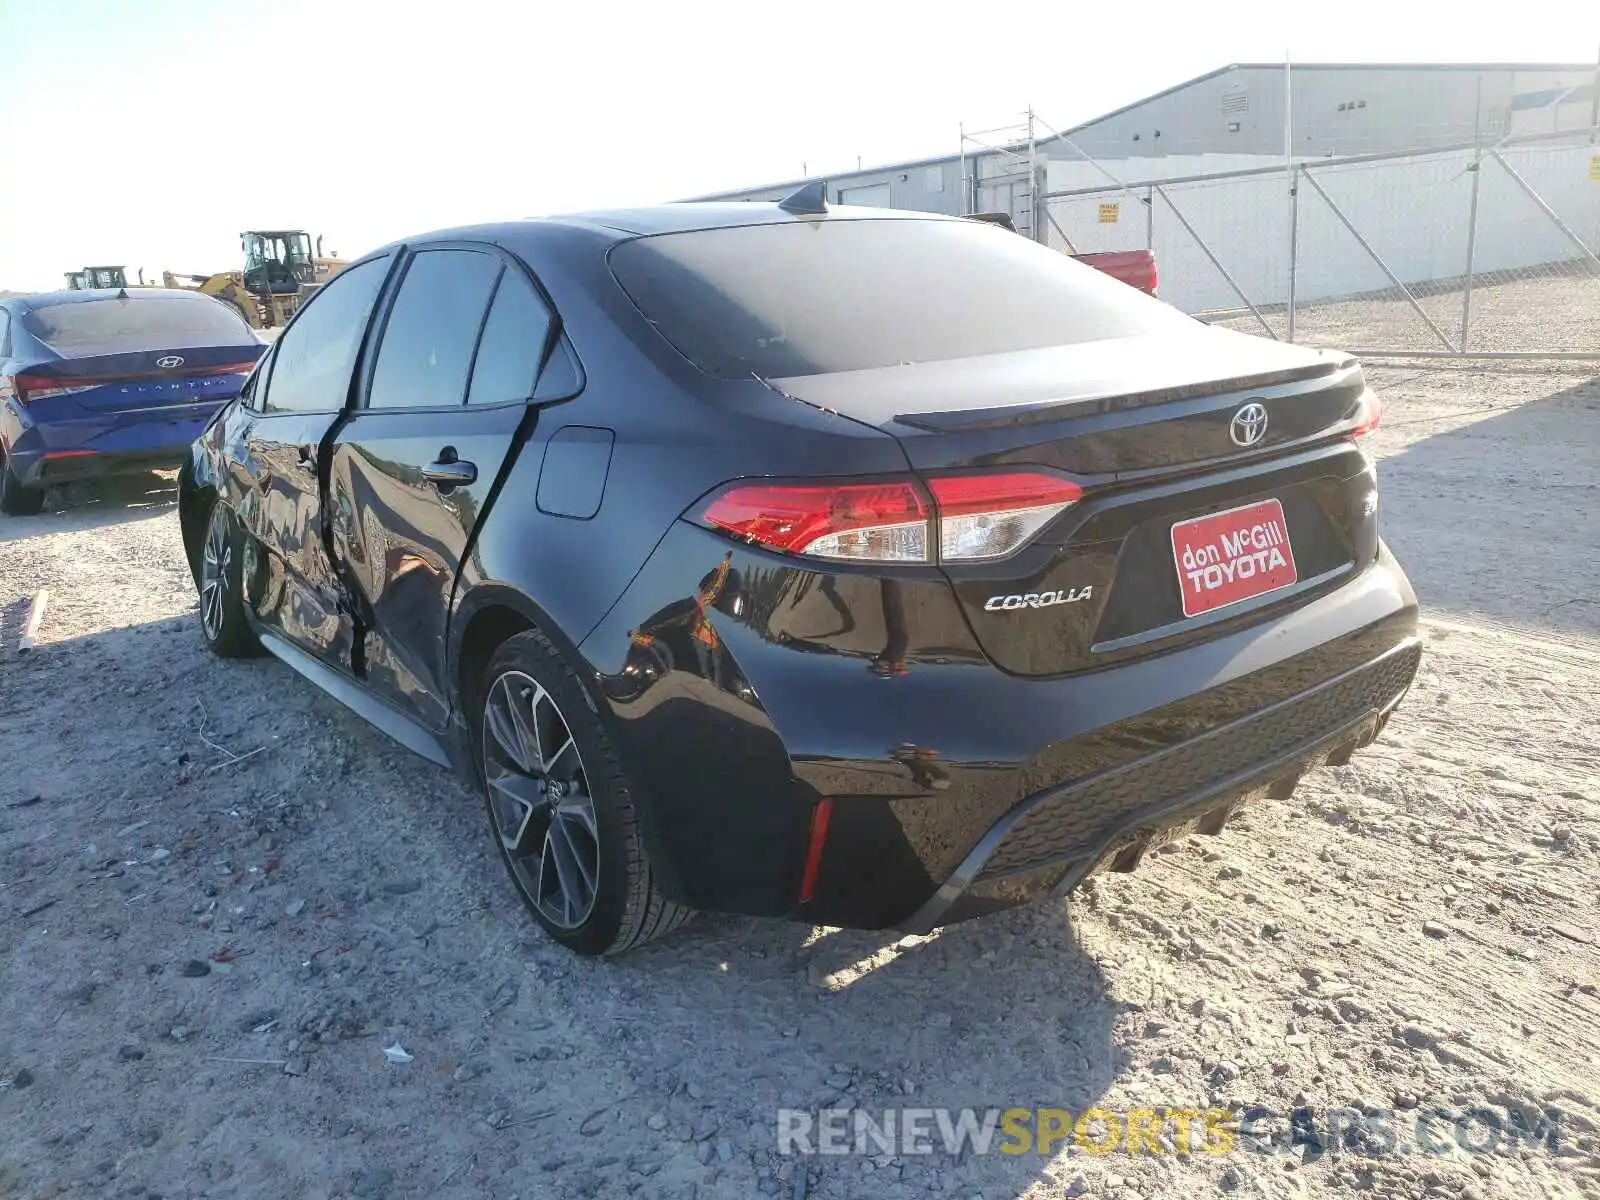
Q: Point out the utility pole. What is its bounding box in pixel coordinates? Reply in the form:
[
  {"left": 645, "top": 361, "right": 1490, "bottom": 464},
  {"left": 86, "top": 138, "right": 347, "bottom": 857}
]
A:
[
  {"left": 958, "top": 122, "right": 968, "bottom": 216},
  {"left": 1285, "top": 51, "right": 1298, "bottom": 342},
  {"left": 1027, "top": 105, "right": 1041, "bottom": 243}
]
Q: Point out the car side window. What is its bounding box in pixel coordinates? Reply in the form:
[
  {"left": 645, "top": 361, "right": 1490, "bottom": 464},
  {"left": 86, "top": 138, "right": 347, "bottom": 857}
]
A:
[
  {"left": 0, "top": 309, "right": 10, "bottom": 358},
  {"left": 260, "top": 256, "right": 389, "bottom": 415},
  {"left": 467, "top": 269, "right": 554, "bottom": 406},
  {"left": 367, "top": 249, "right": 501, "bottom": 410}
]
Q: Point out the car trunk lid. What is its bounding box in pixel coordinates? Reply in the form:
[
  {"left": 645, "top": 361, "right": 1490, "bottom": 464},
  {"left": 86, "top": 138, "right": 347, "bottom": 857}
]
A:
[
  {"left": 17, "top": 345, "right": 265, "bottom": 413},
  {"left": 771, "top": 326, "right": 1361, "bottom": 475},
  {"left": 770, "top": 326, "right": 1380, "bottom": 677}
]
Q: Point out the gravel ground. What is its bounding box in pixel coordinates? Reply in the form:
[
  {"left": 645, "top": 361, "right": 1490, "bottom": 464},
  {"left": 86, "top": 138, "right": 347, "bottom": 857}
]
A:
[
  {"left": 2, "top": 361, "right": 1598, "bottom": 1200},
  {"left": 1209, "top": 272, "right": 1600, "bottom": 359}
]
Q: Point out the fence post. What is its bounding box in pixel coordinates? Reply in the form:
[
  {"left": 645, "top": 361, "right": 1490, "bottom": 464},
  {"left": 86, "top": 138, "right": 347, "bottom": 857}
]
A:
[
  {"left": 958, "top": 123, "right": 969, "bottom": 217},
  {"left": 1460, "top": 153, "right": 1483, "bottom": 353},
  {"left": 1287, "top": 164, "right": 1299, "bottom": 342},
  {"left": 1145, "top": 184, "right": 1154, "bottom": 250},
  {"left": 1034, "top": 163, "right": 1047, "bottom": 246}
]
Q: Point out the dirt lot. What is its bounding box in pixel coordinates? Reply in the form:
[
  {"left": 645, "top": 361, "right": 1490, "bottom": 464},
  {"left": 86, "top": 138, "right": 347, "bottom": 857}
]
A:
[{"left": 2, "top": 362, "right": 1598, "bottom": 1200}]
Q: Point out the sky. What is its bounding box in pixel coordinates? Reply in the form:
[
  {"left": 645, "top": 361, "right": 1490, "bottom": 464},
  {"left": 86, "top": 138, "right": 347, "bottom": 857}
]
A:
[{"left": 0, "top": 0, "right": 1594, "bottom": 289}]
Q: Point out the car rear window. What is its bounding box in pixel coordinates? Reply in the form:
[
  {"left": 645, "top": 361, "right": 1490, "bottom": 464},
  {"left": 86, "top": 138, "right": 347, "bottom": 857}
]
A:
[
  {"left": 608, "top": 217, "right": 1188, "bottom": 379},
  {"left": 20, "top": 296, "right": 253, "bottom": 353}
]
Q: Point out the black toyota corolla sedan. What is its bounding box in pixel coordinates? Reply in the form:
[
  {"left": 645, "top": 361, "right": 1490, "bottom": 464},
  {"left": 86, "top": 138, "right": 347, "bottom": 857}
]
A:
[{"left": 179, "top": 195, "right": 1418, "bottom": 955}]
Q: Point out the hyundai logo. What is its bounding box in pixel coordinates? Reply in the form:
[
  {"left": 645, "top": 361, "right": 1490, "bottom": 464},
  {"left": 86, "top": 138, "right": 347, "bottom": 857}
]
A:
[
  {"left": 155, "top": 355, "right": 185, "bottom": 369},
  {"left": 1229, "top": 401, "right": 1269, "bottom": 448}
]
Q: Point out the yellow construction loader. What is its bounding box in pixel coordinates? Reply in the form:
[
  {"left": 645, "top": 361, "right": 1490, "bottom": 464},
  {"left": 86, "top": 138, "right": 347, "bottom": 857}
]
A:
[
  {"left": 64, "top": 266, "right": 132, "bottom": 290},
  {"left": 164, "top": 230, "right": 346, "bottom": 330}
]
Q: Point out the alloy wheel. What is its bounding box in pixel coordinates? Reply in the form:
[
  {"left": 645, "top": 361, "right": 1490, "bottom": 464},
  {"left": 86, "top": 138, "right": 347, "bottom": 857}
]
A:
[
  {"left": 200, "top": 507, "right": 232, "bottom": 641},
  {"left": 482, "top": 670, "right": 600, "bottom": 929}
]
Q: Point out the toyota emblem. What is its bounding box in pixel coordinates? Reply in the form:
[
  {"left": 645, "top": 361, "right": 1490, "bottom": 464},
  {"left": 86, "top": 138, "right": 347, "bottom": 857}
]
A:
[
  {"left": 1229, "top": 401, "right": 1269, "bottom": 448},
  {"left": 155, "top": 355, "right": 185, "bottom": 369}
]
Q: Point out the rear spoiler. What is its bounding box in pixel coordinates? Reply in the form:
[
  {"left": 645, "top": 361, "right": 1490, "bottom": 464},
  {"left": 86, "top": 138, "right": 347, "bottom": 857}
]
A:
[
  {"left": 965, "top": 212, "right": 1018, "bottom": 233},
  {"left": 895, "top": 360, "right": 1354, "bottom": 433}
]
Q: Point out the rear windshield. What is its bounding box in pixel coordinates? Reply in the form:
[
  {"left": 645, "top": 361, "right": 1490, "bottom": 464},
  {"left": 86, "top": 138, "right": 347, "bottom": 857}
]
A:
[
  {"left": 608, "top": 218, "right": 1187, "bottom": 379},
  {"left": 21, "top": 296, "right": 253, "bottom": 353}
]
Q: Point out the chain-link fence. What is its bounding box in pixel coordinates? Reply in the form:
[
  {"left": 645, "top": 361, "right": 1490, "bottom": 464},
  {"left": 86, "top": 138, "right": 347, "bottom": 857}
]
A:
[{"left": 1040, "top": 129, "right": 1600, "bottom": 359}]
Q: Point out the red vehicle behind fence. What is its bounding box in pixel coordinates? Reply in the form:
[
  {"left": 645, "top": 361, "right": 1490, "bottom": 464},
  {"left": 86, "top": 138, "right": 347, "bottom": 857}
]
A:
[{"left": 965, "top": 212, "right": 1158, "bottom": 296}]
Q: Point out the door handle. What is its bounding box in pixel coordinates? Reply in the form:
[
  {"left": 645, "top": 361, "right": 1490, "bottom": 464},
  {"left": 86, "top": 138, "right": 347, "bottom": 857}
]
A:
[{"left": 422, "top": 455, "right": 477, "bottom": 488}]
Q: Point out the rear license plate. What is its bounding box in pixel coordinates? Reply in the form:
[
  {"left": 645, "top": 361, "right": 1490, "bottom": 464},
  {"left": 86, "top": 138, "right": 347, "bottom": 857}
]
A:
[{"left": 1170, "top": 498, "right": 1298, "bottom": 618}]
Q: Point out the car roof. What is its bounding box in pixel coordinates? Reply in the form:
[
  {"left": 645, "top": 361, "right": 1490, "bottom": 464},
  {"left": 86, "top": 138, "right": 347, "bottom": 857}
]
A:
[
  {"left": 545, "top": 202, "right": 949, "bottom": 237},
  {"left": 364, "top": 201, "right": 955, "bottom": 259}
]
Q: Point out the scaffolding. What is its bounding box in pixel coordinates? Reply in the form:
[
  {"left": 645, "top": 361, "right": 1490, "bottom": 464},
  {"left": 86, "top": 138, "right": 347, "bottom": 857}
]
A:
[{"left": 958, "top": 110, "right": 1041, "bottom": 241}]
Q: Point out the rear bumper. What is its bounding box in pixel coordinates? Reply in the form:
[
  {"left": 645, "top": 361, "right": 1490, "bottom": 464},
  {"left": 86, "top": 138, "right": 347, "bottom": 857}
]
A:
[
  {"left": 900, "top": 637, "right": 1418, "bottom": 932},
  {"left": 2, "top": 402, "right": 223, "bottom": 486},
  {"left": 580, "top": 522, "right": 1421, "bottom": 930},
  {"left": 12, "top": 447, "right": 193, "bottom": 486}
]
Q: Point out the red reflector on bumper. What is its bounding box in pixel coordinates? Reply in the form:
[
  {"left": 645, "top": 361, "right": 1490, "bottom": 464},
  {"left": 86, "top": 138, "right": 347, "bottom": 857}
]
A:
[{"left": 798, "top": 798, "right": 834, "bottom": 904}]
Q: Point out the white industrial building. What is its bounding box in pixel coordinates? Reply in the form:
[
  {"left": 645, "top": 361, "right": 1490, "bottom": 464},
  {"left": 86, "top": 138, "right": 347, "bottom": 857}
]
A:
[
  {"left": 694, "top": 62, "right": 1600, "bottom": 341},
  {"left": 695, "top": 62, "right": 1598, "bottom": 223}
]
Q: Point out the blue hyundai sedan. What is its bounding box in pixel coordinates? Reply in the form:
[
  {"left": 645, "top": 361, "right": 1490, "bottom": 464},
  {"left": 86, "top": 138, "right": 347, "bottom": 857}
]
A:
[{"left": 0, "top": 288, "right": 265, "bottom": 514}]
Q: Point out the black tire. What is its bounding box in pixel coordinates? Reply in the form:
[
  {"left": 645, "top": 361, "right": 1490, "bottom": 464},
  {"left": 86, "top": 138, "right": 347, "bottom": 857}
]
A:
[
  {"left": 475, "top": 628, "right": 694, "bottom": 955},
  {"left": 196, "top": 500, "right": 260, "bottom": 658},
  {"left": 0, "top": 453, "right": 44, "bottom": 516}
]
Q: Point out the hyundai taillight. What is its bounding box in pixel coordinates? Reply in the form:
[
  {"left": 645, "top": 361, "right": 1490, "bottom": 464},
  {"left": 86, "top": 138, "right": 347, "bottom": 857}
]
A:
[
  {"left": 697, "top": 471, "right": 1083, "bottom": 564},
  {"left": 9, "top": 371, "right": 114, "bottom": 404},
  {"left": 8, "top": 373, "right": 100, "bottom": 404}
]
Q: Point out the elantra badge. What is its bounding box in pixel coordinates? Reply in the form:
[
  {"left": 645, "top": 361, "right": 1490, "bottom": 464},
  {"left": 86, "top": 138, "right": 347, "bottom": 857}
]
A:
[{"left": 984, "top": 586, "right": 1093, "bottom": 612}]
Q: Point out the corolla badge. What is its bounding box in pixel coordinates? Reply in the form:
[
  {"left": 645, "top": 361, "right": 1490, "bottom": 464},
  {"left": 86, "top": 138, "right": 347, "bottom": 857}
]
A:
[
  {"left": 155, "top": 355, "right": 185, "bottom": 369},
  {"left": 1229, "top": 401, "right": 1269, "bottom": 447},
  {"left": 983, "top": 586, "right": 1093, "bottom": 612}
]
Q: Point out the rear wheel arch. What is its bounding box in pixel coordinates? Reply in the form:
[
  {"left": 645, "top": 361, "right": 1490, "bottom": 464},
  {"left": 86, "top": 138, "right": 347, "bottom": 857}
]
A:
[
  {"left": 177, "top": 448, "right": 227, "bottom": 585},
  {"left": 0, "top": 444, "right": 44, "bottom": 517},
  {"left": 455, "top": 601, "right": 536, "bottom": 726},
  {"left": 451, "top": 588, "right": 597, "bottom": 723},
  {"left": 179, "top": 482, "right": 216, "bottom": 587}
]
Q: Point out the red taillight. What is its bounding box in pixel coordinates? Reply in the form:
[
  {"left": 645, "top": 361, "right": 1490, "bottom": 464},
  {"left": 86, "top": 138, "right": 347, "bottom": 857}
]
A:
[
  {"left": 13, "top": 372, "right": 100, "bottom": 404},
  {"left": 698, "top": 470, "right": 1082, "bottom": 564},
  {"left": 702, "top": 480, "right": 931, "bottom": 562},
  {"left": 183, "top": 361, "right": 260, "bottom": 377},
  {"left": 1351, "top": 392, "right": 1382, "bottom": 439},
  {"left": 927, "top": 472, "right": 1084, "bottom": 562}
]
